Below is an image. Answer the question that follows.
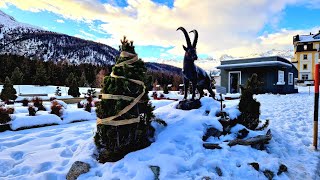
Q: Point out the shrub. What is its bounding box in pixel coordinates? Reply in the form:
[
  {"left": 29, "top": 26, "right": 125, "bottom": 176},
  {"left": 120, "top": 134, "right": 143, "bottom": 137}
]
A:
[
  {"left": 51, "top": 101, "right": 62, "bottom": 117},
  {"left": 77, "top": 102, "right": 84, "bottom": 108},
  {"left": 28, "top": 106, "right": 36, "bottom": 116},
  {"left": 84, "top": 102, "right": 92, "bottom": 112},
  {"left": 0, "top": 77, "right": 17, "bottom": 102},
  {"left": 33, "top": 97, "right": 43, "bottom": 108},
  {"left": 0, "top": 107, "right": 12, "bottom": 124},
  {"left": 22, "top": 98, "right": 29, "bottom": 106}
]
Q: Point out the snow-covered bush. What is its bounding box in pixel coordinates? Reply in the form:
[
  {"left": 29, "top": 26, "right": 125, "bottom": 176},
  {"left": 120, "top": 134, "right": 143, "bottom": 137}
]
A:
[
  {"left": 33, "top": 97, "right": 46, "bottom": 111},
  {"left": 22, "top": 98, "right": 29, "bottom": 107},
  {"left": 28, "top": 106, "right": 36, "bottom": 116},
  {"left": 0, "top": 107, "right": 13, "bottom": 124},
  {"left": 50, "top": 101, "right": 63, "bottom": 117}
]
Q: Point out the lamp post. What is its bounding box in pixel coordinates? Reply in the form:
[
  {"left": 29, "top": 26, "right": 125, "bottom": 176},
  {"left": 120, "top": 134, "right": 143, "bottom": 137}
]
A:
[{"left": 314, "top": 64, "right": 319, "bottom": 150}]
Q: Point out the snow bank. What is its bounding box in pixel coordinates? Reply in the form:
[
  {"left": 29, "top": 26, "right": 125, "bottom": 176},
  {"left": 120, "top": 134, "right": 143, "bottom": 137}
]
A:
[
  {"left": 10, "top": 112, "right": 62, "bottom": 130},
  {"left": 62, "top": 109, "right": 96, "bottom": 123}
]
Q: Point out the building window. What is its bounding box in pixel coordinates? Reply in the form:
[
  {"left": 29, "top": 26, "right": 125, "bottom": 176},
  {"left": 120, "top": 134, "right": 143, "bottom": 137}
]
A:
[
  {"left": 277, "top": 70, "right": 285, "bottom": 85},
  {"left": 302, "top": 74, "right": 309, "bottom": 80},
  {"left": 288, "top": 73, "right": 293, "bottom": 85},
  {"left": 303, "top": 64, "right": 308, "bottom": 70},
  {"left": 303, "top": 54, "right": 308, "bottom": 60}
]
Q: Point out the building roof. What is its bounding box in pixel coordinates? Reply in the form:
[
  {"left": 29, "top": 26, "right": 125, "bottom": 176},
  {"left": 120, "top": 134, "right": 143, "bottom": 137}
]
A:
[
  {"left": 293, "top": 32, "right": 320, "bottom": 43},
  {"left": 216, "top": 56, "right": 294, "bottom": 70}
]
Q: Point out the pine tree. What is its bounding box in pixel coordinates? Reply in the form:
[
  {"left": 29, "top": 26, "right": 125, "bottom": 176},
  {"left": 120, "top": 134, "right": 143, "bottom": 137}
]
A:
[
  {"left": 79, "top": 72, "right": 88, "bottom": 87},
  {"left": 11, "top": 67, "right": 24, "bottom": 85},
  {"left": 68, "top": 78, "right": 80, "bottom": 97},
  {"left": 94, "top": 37, "right": 154, "bottom": 163},
  {"left": 65, "top": 72, "right": 75, "bottom": 87},
  {"left": 238, "top": 73, "right": 262, "bottom": 130},
  {"left": 33, "top": 63, "right": 48, "bottom": 86},
  {"left": 0, "top": 77, "right": 17, "bottom": 102}
]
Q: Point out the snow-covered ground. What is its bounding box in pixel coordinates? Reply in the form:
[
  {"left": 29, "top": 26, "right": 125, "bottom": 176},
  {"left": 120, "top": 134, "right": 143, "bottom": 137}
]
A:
[{"left": 0, "top": 86, "right": 319, "bottom": 179}]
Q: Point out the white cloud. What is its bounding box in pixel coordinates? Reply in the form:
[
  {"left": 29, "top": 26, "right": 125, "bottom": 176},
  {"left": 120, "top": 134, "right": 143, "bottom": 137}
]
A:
[
  {"left": 56, "top": 19, "right": 64, "bottom": 23},
  {"left": 79, "top": 30, "right": 96, "bottom": 38},
  {"left": 2, "top": 0, "right": 319, "bottom": 59}
]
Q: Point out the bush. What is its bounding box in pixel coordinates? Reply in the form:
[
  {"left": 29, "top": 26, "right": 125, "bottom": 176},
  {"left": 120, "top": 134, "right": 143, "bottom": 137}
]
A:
[
  {"left": 0, "top": 107, "right": 12, "bottom": 124},
  {"left": 84, "top": 102, "right": 92, "bottom": 112},
  {"left": 33, "top": 97, "right": 43, "bottom": 108},
  {"left": 238, "top": 73, "right": 261, "bottom": 130},
  {"left": 0, "top": 77, "right": 17, "bottom": 102},
  {"left": 51, "top": 101, "right": 63, "bottom": 117},
  {"left": 77, "top": 102, "right": 84, "bottom": 108},
  {"left": 22, "top": 98, "right": 29, "bottom": 106},
  {"left": 28, "top": 106, "right": 36, "bottom": 116}
]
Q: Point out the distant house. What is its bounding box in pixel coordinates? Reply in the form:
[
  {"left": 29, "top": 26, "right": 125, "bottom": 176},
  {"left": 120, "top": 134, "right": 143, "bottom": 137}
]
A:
[
  {"left": 292, "top": 31, "right": 320, "bottom": 81},
  {"left": 216, "top": 56, "right": 298, "bottom": 94}
]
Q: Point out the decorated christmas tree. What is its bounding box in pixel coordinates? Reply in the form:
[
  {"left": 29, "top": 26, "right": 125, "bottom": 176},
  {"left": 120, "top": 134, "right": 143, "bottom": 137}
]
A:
[{"left": 94, "top": 37, "right": 155, "bottom": 163}]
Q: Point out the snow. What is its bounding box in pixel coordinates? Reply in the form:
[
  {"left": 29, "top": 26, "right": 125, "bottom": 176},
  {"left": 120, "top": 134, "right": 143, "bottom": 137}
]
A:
[{"left": 0, "top": 86, "right": 319, "bottom": 179}]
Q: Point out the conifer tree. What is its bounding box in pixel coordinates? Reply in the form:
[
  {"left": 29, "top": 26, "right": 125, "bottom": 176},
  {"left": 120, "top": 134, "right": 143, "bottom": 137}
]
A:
[
  {"left": 94, "top": 37, "right": 154, "bottom": 163},
  {"left": 11, "top": 67, "right": 24, "bottom": 85},
  {"left": 68, "top": 78, "right": 80, "bottom": 97},
  {"left": 33, "top": 63, "right": 48, "bottom": 86},
  {"left": 65, "top": 72, "right": 75, "bottom": 87},
  {"left": 0, "top": 77, "right": 17, "bottom": 102},
  {"left": 238, "top": 73, "right": 262, "bottom": 130},
  {"left": 79, "top": 72, "right": 87, "bottom": 87}
]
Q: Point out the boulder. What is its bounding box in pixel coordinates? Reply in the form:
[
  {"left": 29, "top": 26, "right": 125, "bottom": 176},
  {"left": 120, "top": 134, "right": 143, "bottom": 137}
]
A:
[
  {"left": 176, "top": 99, "right": 201, "bottom": 110},
  {"left": 66, "top": 161, "right": 90, "bottom": 180}
]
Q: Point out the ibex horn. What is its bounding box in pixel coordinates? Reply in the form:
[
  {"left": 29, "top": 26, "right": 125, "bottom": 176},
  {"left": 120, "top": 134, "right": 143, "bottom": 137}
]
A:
[
  {"left": 189, "top": 30, "right": 198, "bottom": 48},
  {"left": 177, "top": 27, "right": 192, "bottom": 48}
]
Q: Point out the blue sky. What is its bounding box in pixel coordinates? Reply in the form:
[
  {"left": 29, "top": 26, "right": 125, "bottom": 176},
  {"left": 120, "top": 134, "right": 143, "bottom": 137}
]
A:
[{"left": 0, "top": 0, "right": 319, "bottom": 65}]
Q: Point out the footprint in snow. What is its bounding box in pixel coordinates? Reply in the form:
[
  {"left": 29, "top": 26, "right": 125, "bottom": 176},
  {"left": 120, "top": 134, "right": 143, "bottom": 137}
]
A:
[
  {"left": 64, "top": 140, "right": 74, "bottom": 146},
  {"left": 37, "top": 132, "right": 56, "bottom": 138},
  {"left": 60, "top": 148, "right": 73, "bottom": 158},
  {"left": 51, "top": 143, "right": 61, "bottom": 149},
  {"left": 37, "top": 162, "right": 53, "bottom": 173},
  {"left": 10, "top": 151, "right": 24, "bottom": 160},
  {"left": 54, "top": 137, "right": 63, "bottom": 141}
]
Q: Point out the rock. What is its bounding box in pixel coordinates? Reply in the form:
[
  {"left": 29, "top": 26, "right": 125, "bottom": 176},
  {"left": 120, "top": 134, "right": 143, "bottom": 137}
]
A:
[
  {"left": 215, "top": 166, "right": 223, "bottom": 176},
  {"left": 263, "top": 169, "right": 274, "bottom": 180},
  {"left": 66, "top": 161, "right": 90, "bottom": 180},
  {"left": 201, "top": 176, "right": 211, "bottom": 180},
  {"left": 203, "top": 127, "right": 222, "bottom": 141},
  {"left": 203, "top": 143, "right": 222, "bottom": 149},
  {"left": 219, "top": 119, "right": 237, "bottom": 134},
  {"left": 237, "top": 128, "right": 249, "bottom": 139},
  {"left": 248, "top": 162, "right": 259, "bottom": 171},
  {"left": 149, "top": 165, "right": 160, "bottom": 180},
  {"left": 277, "top": 164, "right": 288, "bottom": 175},
  {"left": 176, "top": 99, "right": 201, "bottom": 110}
]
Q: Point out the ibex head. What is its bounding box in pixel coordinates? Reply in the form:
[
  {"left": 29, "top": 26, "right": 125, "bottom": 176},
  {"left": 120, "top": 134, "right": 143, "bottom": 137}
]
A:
[{"left": 177, "top": 27, "right": 198, "bottom": 61}]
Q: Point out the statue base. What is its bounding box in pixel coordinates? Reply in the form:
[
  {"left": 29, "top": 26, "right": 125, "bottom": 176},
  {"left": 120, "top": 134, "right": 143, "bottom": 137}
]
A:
[{"left": 176, "top": 99, "right": 201, "bottom": 110}]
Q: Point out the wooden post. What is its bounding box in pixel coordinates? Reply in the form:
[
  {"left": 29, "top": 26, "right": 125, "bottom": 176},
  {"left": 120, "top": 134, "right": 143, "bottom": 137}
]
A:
[{"left": 314, "top": 64, "right": 319, "bottom": 150}]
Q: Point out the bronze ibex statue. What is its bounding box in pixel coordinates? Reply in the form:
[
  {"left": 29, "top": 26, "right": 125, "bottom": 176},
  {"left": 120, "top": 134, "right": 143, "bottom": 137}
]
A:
[{"left": 177, "top": 27, "right": 216, "bottom": 100}]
